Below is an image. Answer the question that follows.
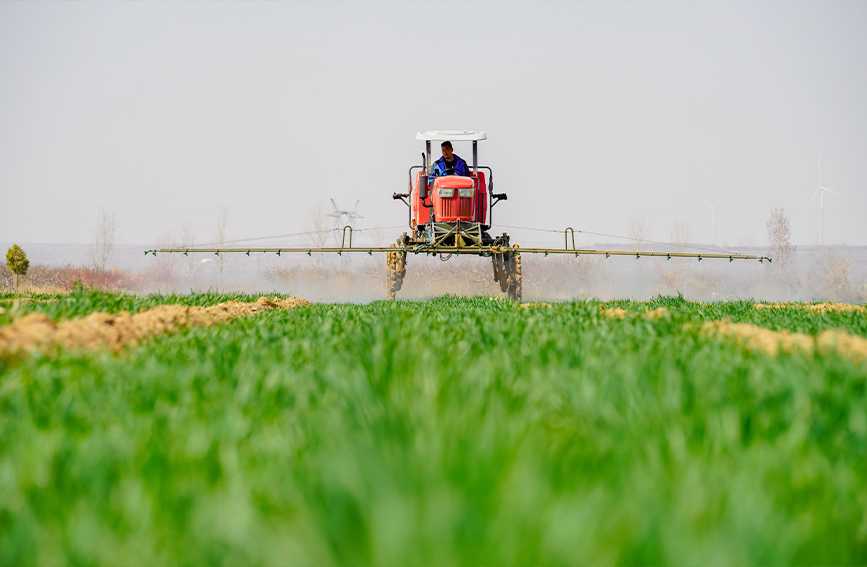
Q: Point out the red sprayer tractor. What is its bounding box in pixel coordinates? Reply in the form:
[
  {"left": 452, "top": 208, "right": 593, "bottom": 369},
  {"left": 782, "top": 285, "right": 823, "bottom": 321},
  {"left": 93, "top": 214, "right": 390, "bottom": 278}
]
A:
[{"left": 146, "top": 130, "right": 771, "bottom": 300}]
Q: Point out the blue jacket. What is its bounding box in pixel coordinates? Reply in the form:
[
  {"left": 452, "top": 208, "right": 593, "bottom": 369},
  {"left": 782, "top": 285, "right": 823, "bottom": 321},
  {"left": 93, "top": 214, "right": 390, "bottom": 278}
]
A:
[{"left": 433, "top": 155, "right": 470, "bottom": 177}]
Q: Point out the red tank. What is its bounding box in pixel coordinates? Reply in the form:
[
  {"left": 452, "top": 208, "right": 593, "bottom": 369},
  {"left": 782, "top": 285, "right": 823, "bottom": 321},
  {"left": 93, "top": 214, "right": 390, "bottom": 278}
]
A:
[
  {"left": 433, "top": 176, "right": 474, "bottom": 221},
  {"left": 411, "top": 171, "right": 430, "bottom": 226},
  {"left": 411, "top": 171, "right": 487, "bottom": 227}
]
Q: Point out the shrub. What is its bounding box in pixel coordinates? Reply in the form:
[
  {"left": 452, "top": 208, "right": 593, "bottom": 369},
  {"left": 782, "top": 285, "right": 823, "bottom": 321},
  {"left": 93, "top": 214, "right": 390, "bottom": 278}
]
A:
[
  {"left": 55, "top": 265, "right": 122, "bottom": 291},
  {"left": 5, "top": 244, "right": 30, "bottom": 292}
]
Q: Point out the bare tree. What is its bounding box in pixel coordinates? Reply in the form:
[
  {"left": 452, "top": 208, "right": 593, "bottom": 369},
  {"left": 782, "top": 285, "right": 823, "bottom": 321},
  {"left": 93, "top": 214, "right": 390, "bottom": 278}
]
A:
[
  {"left": 809, "top": 248, "right": 866, "bottom": 303},
  {"left": 670, "top": 220, "right": 693, "bottom": 253},
  {"left": 737, "top": 233, "right": 758, "bottom": 249},
  {"left": 767, "top": 207, "right": 796, "bottom": 276},
  {"left": 304, "top": 205, "right": 331, "bottom": 271},
  {"left": 154, "top": 230, "right": 178, "bottom": 272},
  {"left": 91, "top": 210, "right": 117, "bottom": 271},
  {"left": 658, "top": 221, "right": 694, "bottom": 293},
  {"left": 180, "top": 221, "right": 197, "bottom": 287},
  {"left": 369, "top": 225, "right": 389, "bottom": 248},
  {"left": 627, "top": 214, "right": 653, "bottom": 253},
  {"left": 214, "top": 207, "right": 229, "bottom": 290},
  {"left": 263, "top": 265, "right": 294, "bottom": 287}
]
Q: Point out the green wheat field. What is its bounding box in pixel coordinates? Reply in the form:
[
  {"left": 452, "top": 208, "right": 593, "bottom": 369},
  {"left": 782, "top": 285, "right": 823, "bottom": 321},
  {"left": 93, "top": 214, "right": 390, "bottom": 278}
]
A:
[{"left": 1, "top": 292, "right": 866, "bottom": 565}]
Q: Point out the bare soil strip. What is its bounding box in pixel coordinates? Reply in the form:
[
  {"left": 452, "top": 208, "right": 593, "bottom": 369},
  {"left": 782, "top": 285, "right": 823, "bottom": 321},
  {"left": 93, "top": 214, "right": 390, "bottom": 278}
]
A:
[
  {"left": 0, "top": 297, "right": 309, "bottom": 358},
  {"left": 596, "top": 305, "right": 865, "bottom": 365},
  {"left": 754, "top": 302, "right": 866, "bottom": 314},
  {"left": 702, "top": 320, "right": 867, "bottom": 366}
]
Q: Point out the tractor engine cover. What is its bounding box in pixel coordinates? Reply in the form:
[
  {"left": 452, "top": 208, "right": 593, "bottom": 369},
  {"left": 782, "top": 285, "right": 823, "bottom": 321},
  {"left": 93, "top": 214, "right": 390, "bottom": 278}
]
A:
[
  {"left": 411, "top": 171, "right": 487, "bottom": 228},
  {"left": 432, "top": 176, "right": 475, "bottom": 222}
]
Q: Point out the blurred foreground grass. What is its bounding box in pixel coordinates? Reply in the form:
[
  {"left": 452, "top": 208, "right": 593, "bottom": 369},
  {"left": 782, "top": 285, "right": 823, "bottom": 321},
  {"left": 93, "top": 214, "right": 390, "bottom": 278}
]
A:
[{"left": 1, "top": 295, "right": 866, "bottom": 565}]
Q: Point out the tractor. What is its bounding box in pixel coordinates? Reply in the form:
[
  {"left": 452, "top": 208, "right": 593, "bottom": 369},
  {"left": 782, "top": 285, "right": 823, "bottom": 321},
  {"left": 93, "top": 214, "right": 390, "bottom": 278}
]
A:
[
  {"left": 144, "top": 130, "right": 771, "bottom": 299},
  {"left": 388, "top": 130, "right": 522, "bottom": 301}
]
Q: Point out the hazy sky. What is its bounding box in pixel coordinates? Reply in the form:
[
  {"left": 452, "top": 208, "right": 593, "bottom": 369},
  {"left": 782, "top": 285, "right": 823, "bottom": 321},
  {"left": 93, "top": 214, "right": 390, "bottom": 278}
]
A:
[{"left": 1, "top": 1, "right": 865, "bottom": 252}]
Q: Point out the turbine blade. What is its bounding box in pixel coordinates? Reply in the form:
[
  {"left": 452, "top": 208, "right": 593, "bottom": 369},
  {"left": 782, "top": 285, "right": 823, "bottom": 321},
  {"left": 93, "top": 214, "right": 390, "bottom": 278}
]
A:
[
  {"left": 804, "top": 189, "right": 821, "bottom": 208},
  {"left": 714, "top": 196, "right": 726, "bottom": 206},
  {"left": 818, "top": 156, "right": 822, "bottom": 188},
  {"left": 822, "top": 186, "right": 843, "bottom": 197},
  {"left": 330, "top": 199, "right": 339, "bottom": 211}
]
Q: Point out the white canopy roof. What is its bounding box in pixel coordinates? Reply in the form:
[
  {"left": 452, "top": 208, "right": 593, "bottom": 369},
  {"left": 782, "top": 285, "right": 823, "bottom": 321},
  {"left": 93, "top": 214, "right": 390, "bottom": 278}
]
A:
[{"left": 416, "top": 130, "right": 487, "bottom": 142}]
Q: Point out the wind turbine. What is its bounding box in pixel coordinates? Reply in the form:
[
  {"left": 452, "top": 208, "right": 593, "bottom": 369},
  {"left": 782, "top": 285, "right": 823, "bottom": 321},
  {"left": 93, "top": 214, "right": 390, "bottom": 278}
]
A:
[
  {"left": 804, "top": 157, "right": 842, "bottom": 246},
  {"left": 83, "top": 193, "right": 111, "bottom": 228},
  {"left": 701, "top": 196, "right": 726, "bottom": 246}
]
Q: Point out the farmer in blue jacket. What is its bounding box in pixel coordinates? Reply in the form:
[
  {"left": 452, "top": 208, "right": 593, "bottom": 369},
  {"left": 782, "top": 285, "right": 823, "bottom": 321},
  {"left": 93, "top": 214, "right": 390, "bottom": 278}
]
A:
[{"left": 432, "top": 141, "right": 470, "bottom": 177}]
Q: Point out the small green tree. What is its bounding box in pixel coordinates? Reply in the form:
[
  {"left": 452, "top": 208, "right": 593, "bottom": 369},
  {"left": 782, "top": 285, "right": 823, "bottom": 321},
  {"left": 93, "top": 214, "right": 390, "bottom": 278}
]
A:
[{"left": 6, "top": 244, "right": 30, "bottom": 292}]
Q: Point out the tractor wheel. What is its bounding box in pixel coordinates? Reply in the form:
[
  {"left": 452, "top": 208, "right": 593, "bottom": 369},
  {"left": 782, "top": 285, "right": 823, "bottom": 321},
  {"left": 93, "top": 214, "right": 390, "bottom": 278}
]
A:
[
  {"left": 504, "top": 253, "right": 514, "bottom": 294},
  {"left": 507, "top": 245, "right": 522, "bottom": 302},
  {"left": 492, "top": 253, "right": 508, "bottom": 292},
  {"left": 386, "top": 243, "right": 407, "bottom": 301}
]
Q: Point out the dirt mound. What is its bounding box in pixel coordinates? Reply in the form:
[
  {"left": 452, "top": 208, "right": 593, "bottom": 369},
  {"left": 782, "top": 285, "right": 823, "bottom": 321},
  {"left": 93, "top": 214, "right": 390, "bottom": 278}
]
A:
[
  {"left": 0, "top": 296, "right": 309, "bottom": 358},
  {"left": 702, "top": 320, "right": 815, "bottom": 357},
  {"left": 600, "top": 306, "right": 629, "bottom": 319},
  {"left": 643, "top": 307, "right": 668, "bottom": 321},
  {"left": 702, "top": 319, "right": 867, "bottom": 366},
  {"left": 599, "top": 306, "right": 667, "bottom": 320},
  {"left": 816, "top": 330, "right": 867, "bottom": 366},
  {"left": 520, "top": 302, "right": 553, "bottom": 309},
  {"left": 755, "top": 302, "right": 866, "bottom": 314}
]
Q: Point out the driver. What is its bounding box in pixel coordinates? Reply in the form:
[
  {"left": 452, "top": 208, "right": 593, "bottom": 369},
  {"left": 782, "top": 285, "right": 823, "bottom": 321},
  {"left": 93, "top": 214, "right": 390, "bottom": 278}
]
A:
[{"left": 432, "top": 141, "right": 470, "bottom": 177}]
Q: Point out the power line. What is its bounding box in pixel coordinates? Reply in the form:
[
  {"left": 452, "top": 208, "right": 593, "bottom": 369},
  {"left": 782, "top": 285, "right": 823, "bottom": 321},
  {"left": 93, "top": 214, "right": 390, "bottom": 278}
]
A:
[
  {"left": 184, "top": 226, "right": 407, "bottom": 248},
  {"left": 496, "top": 224, "right": 742, "bottom": 256}
]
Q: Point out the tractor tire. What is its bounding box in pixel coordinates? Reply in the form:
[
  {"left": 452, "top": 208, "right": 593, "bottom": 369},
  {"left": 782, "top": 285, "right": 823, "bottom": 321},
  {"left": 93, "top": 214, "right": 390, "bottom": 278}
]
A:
[
  {"left": 492, "top": 253, "right": 508, "bottom": 292},
  {"left": 507, "top": 245, "right": 522, "bottom": 302},
  {"left": 386, "top": 242, "right": 407, "bottom": 301}
]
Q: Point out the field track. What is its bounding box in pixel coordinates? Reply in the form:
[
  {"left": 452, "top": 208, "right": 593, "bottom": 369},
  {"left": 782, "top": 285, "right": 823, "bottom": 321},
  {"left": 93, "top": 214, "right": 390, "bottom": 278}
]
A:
[
  {"left": 0, "top": 296, "right": 308, "bottom": 357},
  {"left": 1, "top": 292, "right": 865, "bottom": 565}
]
